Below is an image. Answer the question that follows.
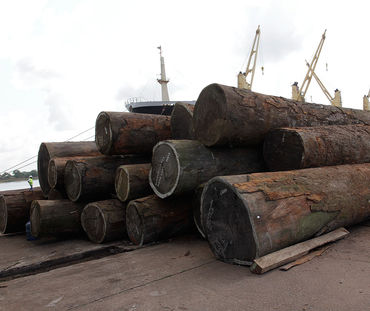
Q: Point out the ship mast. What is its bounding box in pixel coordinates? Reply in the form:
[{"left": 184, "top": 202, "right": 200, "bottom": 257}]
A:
[{"left": 157, "top": 46, "right": 170, "bottom": 101}]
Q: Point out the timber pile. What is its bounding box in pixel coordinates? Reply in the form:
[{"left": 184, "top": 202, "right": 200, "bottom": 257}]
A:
[{"left": 2, "top": 83, "right": 369, "bottom": 273}]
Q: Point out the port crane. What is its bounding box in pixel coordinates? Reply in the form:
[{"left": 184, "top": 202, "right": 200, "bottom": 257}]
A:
[
  {"left": 364, "top": 90, "right": 370, "bottom": 111},
  {"left": 305, "top": 60, "right": 342, "bottom": 107},
  {"left": 292, "top": 30, "right": 326, "bottom": 102},
  {"left": 237, "top": 25, "right": 261, "bottom": 90}
]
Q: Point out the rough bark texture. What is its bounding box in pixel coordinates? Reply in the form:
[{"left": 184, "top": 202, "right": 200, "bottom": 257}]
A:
[
  {"left": 264, "top": 125, "right": 370, "bottom": 170},
  {"left": 201, "top": 163, "right": 370, "bottom": 265},
  {"left": 193, "top": 83, "right": 370, "bottom": 147},
  {"left": 30, "top": 200, "right": 85, "bottom": 238},
  {"left": 170, "top": 102, "right": 195, "bottom": 139},
  {"left": 95, "top": 111, "right": 171, "bottom": 155},
  {"left": 115, "top": 163, "right": 151, "bottom": 202},
  {"left": 37, "top": 141, "right": 100, "bottom": 196},
  {"left": 126, "top": 195, "right": 193, "bottom": 245},
  {"left": 64, "top": 155, "right": 149, "bottom": 202},
  {"left": 0, "top": 188, "right": 44, "bottom": 234},
  {"left": 81, "top": 199, "right": 127, "bottom": 244},
  {"left": 149, "top": 139, "right": 265, "bottom": 198}
]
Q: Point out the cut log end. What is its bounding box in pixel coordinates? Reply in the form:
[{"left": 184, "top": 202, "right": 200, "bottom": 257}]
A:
[
  {"left": 37, "top": 143, "right": 51, "bottom": 196},
  {"left": 64, "top": 161, "right": 82, "bottom": 202},
  {"left": 115, "top": 167, "right": 130, "bottom": 202},
  {"left": 48, "top": 159, "right": 58, "bottom": 189},
  {"left": 81, "top": 203, "right": 107, "bottom": 244},
  {"left": 202, "top": 178, "right": 257, "bottom": 264},
  {"left": 95, "top": 112, "right": 113, "bottom": 154},
  {"left": 0, "top": 196, "right": 7, "bottom": 234},
  {"left": 264, "top": 129, "right": 304, "bottom": 170},
  {"left": 149, "top": 142, "right": 180, "bottom": 198},
  {"left": 30, "top": 201, "right": 41, "bottom": 237},
  {"left": 126, "top": 202, "right": 144, "bottom": 245}
]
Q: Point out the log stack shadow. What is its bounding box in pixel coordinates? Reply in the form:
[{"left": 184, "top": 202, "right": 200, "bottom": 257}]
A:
[{"left": 1, "top": 84, "right": 369, "bottom": 275}]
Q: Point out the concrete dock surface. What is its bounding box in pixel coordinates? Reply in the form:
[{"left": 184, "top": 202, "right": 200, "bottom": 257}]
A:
[{"left": 0, "top": 224, "right": 369, "bottom": 311}]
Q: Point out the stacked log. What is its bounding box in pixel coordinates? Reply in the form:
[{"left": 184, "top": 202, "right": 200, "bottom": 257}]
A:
[
  {"left": 37, "top": 141, "right": 100, "bottom": 196},
  {"left": 263, "top": 124, "right": 370, "bottom": 170},
  {"left": 81, "top": 199, "right": 127, "bottom": 244},
  {"left": 201, "top": 163, "right": 370, "bottom": 264},
  {"left": 0, "top": 188, "right": 44, "bottom": 234},
  {"left": 115, "top": 163, "right": 152, "bottom": 202},
  {"left": 64, "top": 155, "right": 149, "bottom": 202},
  {"left": 193, "top": 84, "right": 370, "bottom": 147},
  {"left": 126, "top": 195, "right": 193, "bottom": 245},
  {"left": 30, "top": 200, "right": 85, "bottom": 238},
  {"left": 149, "top": 140, "right": 264, "bottom": 198},
  {"left": 170, "top": 102, "right": 195, "bottom": 139},
  {"left": 95, "top": 111, "right": 171, "bottom": 155}
]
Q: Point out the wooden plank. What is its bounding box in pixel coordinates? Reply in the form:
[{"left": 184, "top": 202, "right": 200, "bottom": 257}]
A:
[{"left": 250, "top": 227, "right": 349, "bottom": 274}]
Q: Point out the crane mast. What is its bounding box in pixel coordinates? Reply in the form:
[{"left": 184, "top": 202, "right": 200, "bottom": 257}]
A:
[
  {"left": 157, "top": 46, "right": 170, "bottom": 101},
  {"left": 305, "top": 60, "right": 342, "bottom": 107},
  {"left": 364, "top": 89, "right": 370, "bottom": 111},
  {"left": 237, "top": 25, "right": 261, "bottom": 90},
  {"left": 292, "top": 30, "right": 326, "bottom": 102}
]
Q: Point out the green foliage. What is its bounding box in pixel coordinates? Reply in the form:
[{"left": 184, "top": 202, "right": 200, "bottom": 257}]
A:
[{"left": 0, "top": 170, "right": 38, "bottom": 181}]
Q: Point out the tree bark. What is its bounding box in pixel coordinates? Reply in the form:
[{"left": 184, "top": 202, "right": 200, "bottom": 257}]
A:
[
  {"left": 193, "top": 83, "right": 370, "bottom": 147},
  {"left": 30, "top": 200, "right": 85, "bottom": 238},
  {"left": 201, "top": 163, "right": 370, "bottom": 265},
  {"left": 170, "top": 102, "right": 195, "bottom": 139},
  {"left": 0, "top": 188, "right": 44, "bottom": 234},
  {"left": 81, "top": 199, "right": 127, "bottom": 244},
  {"left": 64, "top": 155, "right": 149, "bottom": 202},
  {"left": 115, "top": 163, "right": 151, "bottom": 202},
  {"left": 149, "top": 139, "right": 265, "bottom": 198},
  {"left": 263, "top": 124, "right": 370, "bottom": 171},
  {"left": 126, "top": 195, "right": 193, "bottom": 245},
  {"left": 38, "top": 141, "right": 100, "bottom": 196},
  {"left": 95, "top": 111, "right": 171, "bottom": 155}
]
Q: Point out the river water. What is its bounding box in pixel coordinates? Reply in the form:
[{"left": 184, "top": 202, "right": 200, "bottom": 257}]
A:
[{"left": 0, "top": 179, "right": 40, "bottom": 191}]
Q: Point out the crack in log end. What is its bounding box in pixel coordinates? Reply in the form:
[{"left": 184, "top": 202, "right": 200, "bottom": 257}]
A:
[{"left": 203, "top": 180, "right": 257, "bottom": 263}]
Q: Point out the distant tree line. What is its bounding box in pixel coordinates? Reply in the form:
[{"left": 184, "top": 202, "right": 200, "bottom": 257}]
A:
[{"left": 0, "top": 170, "right": 38, "bottom": 181}]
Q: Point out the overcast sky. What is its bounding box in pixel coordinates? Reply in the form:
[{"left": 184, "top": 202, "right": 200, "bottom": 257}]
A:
[{"left": 0, "top": 0, "right": 369, "bottom": 173}]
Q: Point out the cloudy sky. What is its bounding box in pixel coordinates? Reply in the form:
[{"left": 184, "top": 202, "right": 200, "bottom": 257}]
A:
[{"left": 0, "top": 0, "right": 369, "bottom": 173}]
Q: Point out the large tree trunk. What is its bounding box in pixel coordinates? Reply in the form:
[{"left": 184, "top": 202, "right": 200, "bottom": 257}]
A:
[
  {"left": 115, "top": 163, "right": 151, "bottom": 202},
  {"left": 0, "top": 188, "right": 44, "bottom": 234},
  {"left": 37, "top": 142, "right": 100, "bottom": 196},
  {"left": 170, "top": 102, "right": 195, "bottom": 139},
  {"left": 81, "top": 199, "right": 126, "bottom": 244},
  {"left": 193, "top": 84, "right": 370, "bottom": 147},
  {"left": 30, "top": 200, "right": 85, "bottom": 238},
  {"left": 149, "top": 140, "right": 265, "bottom": 198},
  {"left": 95, "top": 111, "right": 171, "bottom": 155},
  {"left": 64, "top": 155, "right": 149, "bottom": 202},
  {"left": 126, "top": 195, "right": 193, "bottom": 245},
  {"left": 201, "top": 163, "right": 370, "bottom": 265},
  {"left": 263, "top": 124, "right": 370, "bottom": 170}
]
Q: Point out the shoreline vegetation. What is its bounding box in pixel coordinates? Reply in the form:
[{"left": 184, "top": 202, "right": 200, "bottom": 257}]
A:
[{"left": 0, "top": 169, "right": 38, "bottom": 184}]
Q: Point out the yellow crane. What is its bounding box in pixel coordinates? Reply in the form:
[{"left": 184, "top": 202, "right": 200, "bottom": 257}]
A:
[
  {"left": 305, "top": 60, "right": 342, "bottom": 107},
  {"left": 292, "top": 30, "right": 326, "bottom": 102},
  {"left": 364, "top": 90, "right": 370, "bottom": 111},
  {"left": 237, "top": 25, "right": 261, "bottom": 90}
]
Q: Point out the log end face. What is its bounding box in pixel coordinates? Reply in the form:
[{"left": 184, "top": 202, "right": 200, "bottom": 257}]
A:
[
  {"left": 202, "top": 178, "right": 257, "bottom": 263},
  {"left": 37, "top": 142, "right": 51, "bottom": 196},
  {"left": 149, "top": 142, "right": 180, "bottom": 198},
  {"left": 193, "top": 84, "right": 228, "bottom": 146},
  {"left": 30, "top": 201, "right": 41, "bottom": 238},
  {"left": 126, "top": 202, "right": 143, "bottom": 245},
  {"left": 115, "top": 167, "right": 129, "bottom": 202},
  {"left": 81, "top": 203, "right": 106, "bottom": 244},
  {"left": 264, "top": 129, "right": 304, "bottom": 171},
  {"left": 95, "top": 112, "right": 113, "bottom": 155},
  {"left": 48, "top": 159, "right": 58, "bottom": 189},
  {"left": 0, "top": 196, "right": 7, "bottom": 234},
  {"left": 64, "top": 161, "right": 82, "bottom": 202}
]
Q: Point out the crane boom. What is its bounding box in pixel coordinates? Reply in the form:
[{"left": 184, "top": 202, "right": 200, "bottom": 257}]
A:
[
  {"left": 237, "top": 25, "right": 261, "bottom": 90},
  {"left": 305, "top": 60, "right": 342, "bottom": 107},
  {"left": 292, "top": 30, "right": 326, "bottom": 101}
]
